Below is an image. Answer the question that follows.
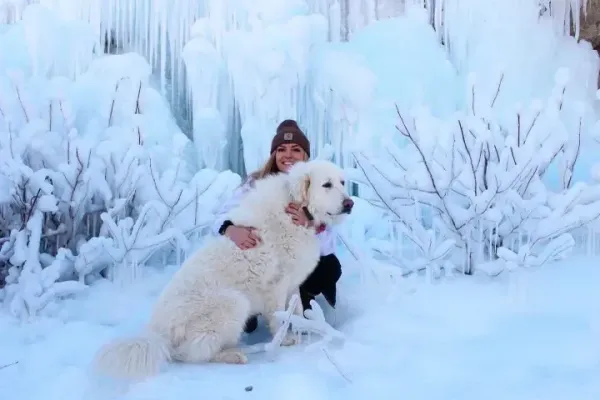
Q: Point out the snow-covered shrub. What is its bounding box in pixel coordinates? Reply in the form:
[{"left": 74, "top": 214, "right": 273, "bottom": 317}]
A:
[
  {"left": 348, "top": 69, "right": 600, "bottom": 276},
  {"left": 0, "top": 54, "right": 240, "bottom": 318},
  {"left": 0, "top": 6, "right": 242, "bottom": 319}
]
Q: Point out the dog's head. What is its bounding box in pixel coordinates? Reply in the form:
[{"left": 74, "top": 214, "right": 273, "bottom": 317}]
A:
[{"left": 287, "top": 160, "right": 354, "bottom": 226}]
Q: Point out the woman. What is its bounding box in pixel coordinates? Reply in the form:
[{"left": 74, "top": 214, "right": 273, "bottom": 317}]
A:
[{"left": 212, "top": 119, "right": 343, "bottom": 333}]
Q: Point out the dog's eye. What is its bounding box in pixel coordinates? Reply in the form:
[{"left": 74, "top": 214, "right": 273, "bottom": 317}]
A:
[
  {"left": 340, "top": 180, "right": 345, "bottom": 186},
  {"left": 322, "top": 182, "right": 332, "bottom": 188}
]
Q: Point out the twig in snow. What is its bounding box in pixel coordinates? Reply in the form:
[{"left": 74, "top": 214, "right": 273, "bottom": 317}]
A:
[
  {"left": 0, "top": 224, "right": 67, "bottom": 245},
  {"left": 490, "top": 73, "right": 504, "bottom": 108},
  {"left": 14, "top": 82, "right": 29, "bottom": 123},
  {"left": 0, "top": 361, "right": 18, "bottom": 370},
  {"left": 108, "top": 77, "right": 127, "bottom": 127},
  {"left": 134, "top": 81, "right": 142, "bottom": 114},
  {"left": 321, "top": 348, "right": 352, "bottom": 383}
]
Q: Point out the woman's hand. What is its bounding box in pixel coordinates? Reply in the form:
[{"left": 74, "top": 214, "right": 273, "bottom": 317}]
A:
[
  {"left": 225, "top": 225, "right": 262, "bottom": 250},
  {"left": 285, "top": 203, "right": 312, "bottom": 228}
]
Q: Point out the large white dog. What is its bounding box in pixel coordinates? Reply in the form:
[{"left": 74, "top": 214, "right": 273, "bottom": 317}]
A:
[{"left": 92, "top": 159, "right": 353, "bottom": 380}]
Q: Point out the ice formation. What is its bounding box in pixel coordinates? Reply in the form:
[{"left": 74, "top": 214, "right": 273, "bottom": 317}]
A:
[
  {"left": 1, "top": 0, "right": 600, "bottom": 319},
  {"left": 1, "top": 0, "right": 593, "bottom": 174},
  {"left": 0, "top": 7, "right": 243, "bottom": 317}
]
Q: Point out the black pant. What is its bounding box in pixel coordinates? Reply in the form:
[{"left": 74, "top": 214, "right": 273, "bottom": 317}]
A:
[{"left": 243, "top": 253, "right": 342, "bottom": 333}]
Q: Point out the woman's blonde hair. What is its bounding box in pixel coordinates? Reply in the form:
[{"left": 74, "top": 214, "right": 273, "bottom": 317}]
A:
[{"left": 247, "top": 148, "right": 309, "bottom": 182}]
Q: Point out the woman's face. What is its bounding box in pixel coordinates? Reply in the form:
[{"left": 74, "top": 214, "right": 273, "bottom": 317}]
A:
[{"left": 275, "top": 143, "right": 307, "bottom": 172}]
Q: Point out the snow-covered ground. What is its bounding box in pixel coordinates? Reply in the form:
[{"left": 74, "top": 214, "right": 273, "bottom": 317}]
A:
[
  {"left": 2, "top": 1, "right": 600, "bottom": 399},
  {"left": 1, "top": 255, "right": 599, "bottom": 400}
]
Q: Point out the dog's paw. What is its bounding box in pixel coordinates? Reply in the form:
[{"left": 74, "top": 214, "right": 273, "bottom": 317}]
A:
[
  {"left": 281, "top": 333, "right": 299, "bottom": 346},
  {"left": 213, "top": 349, "right": 248, "bottom": 364}
]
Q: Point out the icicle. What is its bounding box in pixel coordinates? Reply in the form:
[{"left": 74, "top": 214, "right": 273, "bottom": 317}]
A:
[
  {"left": 488, "top": 221, "right": 492, "bottom": 261},
  {"left": 15, "top": 0, "right": 594, "bottom": 179},
  {"left": 160, "top": 3, "right": 166, "bottom": 94},
  {"left": 495, "top": 218, "right": 499, "bottom": 257}
]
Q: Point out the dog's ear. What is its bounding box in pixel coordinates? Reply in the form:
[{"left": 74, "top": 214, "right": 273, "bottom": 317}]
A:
[
  {"left": 287, "top": 162, "right": 311, "bottom": 205},
  {"left": 300, "top": 174, "right": 310, "bottom": 205}
]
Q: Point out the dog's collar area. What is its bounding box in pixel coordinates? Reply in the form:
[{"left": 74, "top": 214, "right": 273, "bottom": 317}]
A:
[
  {"left": 302, "top": 206, "right": 314, "bottom": 221},
  {"left": 302, "top": 206, "right": 326, "bottom": 234}
]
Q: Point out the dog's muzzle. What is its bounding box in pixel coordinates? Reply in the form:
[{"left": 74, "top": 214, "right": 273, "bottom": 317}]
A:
[{"left": 341, "top": 198, "right": 354, "bottom": 214}]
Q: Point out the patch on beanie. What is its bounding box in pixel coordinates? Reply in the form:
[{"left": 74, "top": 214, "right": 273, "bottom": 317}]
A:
[{"left": 284, "top": 132, "right": 294, "bottom": 140}]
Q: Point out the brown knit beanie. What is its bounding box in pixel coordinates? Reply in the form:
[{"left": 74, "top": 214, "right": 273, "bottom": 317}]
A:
[{"left": 270, "top": 119, "right": 310, "bottom": 157}]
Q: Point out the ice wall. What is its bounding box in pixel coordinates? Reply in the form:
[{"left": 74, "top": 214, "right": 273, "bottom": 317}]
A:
[
  {"left": 0, "top": 0, "right": 595, "bottom": 175},
  {"left": 2, "top": 0, "right": 399, "bottom": 173}
]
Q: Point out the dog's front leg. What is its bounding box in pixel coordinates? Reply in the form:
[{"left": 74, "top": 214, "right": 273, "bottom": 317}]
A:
[{"left": 264, "top": 289, "right": 298, "bottom": 347}]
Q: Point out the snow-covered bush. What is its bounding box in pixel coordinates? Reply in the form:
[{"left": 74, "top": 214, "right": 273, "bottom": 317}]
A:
[
  {"left": 348, "top": 69, "right": 600, "bottom": 276},
  {"left": 0, "top": 37, "right": 240, "bottom": 318}
]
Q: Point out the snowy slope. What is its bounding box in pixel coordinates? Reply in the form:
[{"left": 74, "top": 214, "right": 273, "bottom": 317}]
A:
[{"left": 1, "top": 256, "right": 599, "bottom": 400}]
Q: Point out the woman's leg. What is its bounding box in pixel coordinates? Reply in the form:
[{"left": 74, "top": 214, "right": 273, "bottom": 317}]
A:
[
  {"left": 245, "top": 254, "right": 343, "bottom": 333},
  {"left": 299, "top": 254, "right": 342, "bottom": 310}
]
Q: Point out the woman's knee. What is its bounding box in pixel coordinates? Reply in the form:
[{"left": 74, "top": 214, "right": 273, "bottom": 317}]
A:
[
  {"left": 321, "top": 254, "right": 342, "bottom": 282},
  {"left": 301, "top": 254, "right": 342, "bottom": 293}
]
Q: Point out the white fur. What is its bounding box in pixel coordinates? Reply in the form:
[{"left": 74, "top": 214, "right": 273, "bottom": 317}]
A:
[{"left": 91, "top": 160, "right": 351, "bottom": 380}]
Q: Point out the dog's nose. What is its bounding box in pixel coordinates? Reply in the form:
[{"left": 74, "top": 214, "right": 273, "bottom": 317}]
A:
[{"left": 342, "top": 198, "right": 354, "bottom": 214}]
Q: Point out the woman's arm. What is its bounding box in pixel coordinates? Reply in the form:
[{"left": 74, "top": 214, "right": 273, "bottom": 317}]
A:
[{"left": 211, "top": 181, "right": 252, "bottom": 236}]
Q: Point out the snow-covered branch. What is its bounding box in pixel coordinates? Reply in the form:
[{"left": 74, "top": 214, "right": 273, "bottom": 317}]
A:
[
  {"left": 0, "top": 54, "right": 240, "bottom": 318},
  {"left": 348, "top": 69, "right": 600, "bottom": 275}
]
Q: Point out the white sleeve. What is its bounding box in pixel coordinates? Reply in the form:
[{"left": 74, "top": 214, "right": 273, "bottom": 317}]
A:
[{"left": 211, "top": 182, "right": 252, "bottom": 236}]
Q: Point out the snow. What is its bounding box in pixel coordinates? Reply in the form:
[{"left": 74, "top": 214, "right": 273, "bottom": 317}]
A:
[
  {"left": 346, "top": 61, "right": 600, "bottom": 276},
  {"left": 1, "top": 256, "right": 599, "bottom": 399},
  {"left": 0, "top": 6, "right": 242, "bottom": 318},
  {"left": 2, "top": 0, "right": 600, "bottom": 399},
  {"left": 311, "top": 7, "right": 460, "bottom": 154}
]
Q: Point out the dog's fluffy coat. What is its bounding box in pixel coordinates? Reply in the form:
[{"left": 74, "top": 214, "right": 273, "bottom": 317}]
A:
[{"left": 92, "top": 160, "right": 351, "bottom": 379}]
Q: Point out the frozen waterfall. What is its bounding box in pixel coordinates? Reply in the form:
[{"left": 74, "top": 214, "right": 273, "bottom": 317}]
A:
[{"left": 0, "top": 0, "right": 592, "bottom": 174}]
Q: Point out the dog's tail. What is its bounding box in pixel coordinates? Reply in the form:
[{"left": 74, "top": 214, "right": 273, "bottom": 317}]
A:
[{"left": 92, "top": 331, "right": 171, "bottom": 380}]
